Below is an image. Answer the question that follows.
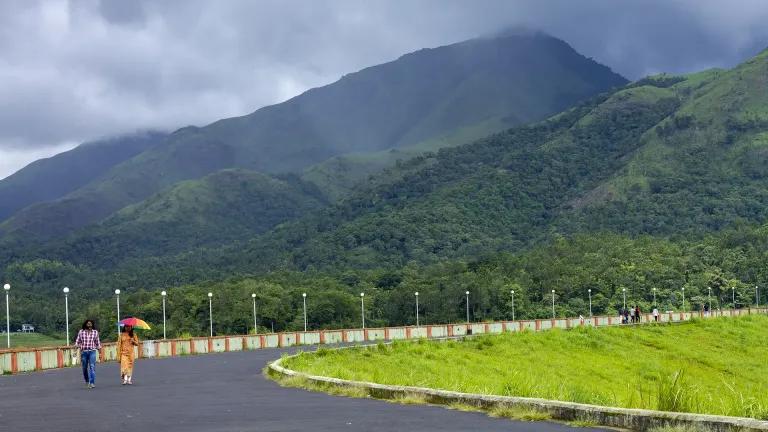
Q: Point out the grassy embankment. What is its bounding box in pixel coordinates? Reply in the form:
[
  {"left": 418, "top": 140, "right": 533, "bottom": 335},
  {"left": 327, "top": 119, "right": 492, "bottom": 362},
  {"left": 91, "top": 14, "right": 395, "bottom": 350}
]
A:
[
  {"left": 0, "top": 333, "right": 66, "bottom": 349},
  {"left": 283, "top": 315, "right": 768, "bottom": 419}
]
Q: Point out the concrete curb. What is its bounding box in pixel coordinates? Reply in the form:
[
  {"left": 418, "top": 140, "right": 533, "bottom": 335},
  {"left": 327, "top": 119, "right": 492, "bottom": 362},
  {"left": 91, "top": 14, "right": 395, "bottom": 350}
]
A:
[{"left": 268, "top": 347, "right": 768, "bottom": 432}]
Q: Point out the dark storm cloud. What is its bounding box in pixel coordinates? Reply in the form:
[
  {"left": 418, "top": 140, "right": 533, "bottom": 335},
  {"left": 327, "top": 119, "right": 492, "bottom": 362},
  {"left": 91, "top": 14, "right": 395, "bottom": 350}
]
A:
[{"left": 1, "top": 0, "right": 767, "bottom": 178}]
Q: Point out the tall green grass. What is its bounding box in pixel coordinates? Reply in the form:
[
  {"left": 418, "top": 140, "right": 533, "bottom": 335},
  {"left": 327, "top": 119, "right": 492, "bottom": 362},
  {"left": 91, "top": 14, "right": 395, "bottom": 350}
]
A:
[{"left": 285, "top": 316, "right": 768, "bottom": 419}]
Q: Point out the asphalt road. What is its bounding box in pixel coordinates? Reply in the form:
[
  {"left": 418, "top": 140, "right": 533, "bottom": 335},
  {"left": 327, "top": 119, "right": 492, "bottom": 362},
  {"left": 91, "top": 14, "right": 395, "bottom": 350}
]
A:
[{"left": 0, "top": 348, "right": 602, "bottom": 432}]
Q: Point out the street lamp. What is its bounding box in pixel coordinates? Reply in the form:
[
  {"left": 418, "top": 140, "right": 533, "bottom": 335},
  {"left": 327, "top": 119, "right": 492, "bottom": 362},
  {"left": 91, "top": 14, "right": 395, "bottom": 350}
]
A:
[
  {"left": 302, "top": 293, "right": 307, "bottom": 332},
  {"left": 115, "top": 289, "right": 121, "bottom": 334},
  {"left": 551, "top": 289, "right": 556, "bottom": 319},
  {"left": 622, "top": 288, "right": 626, "bottom": 310},
  {"left": 756, "top": 285, "right": 760, "bottom": 308},
  {"left": 251, "top": 293, "right": 257, "bottom": 335},
  {"left": 465, "top": 291, "right": 470, "bottom": 323},
  {"left": 415, "top": 292, "right": 420, "bottom": 327},
  {"left": 652, "top": 288, "right": 657, "bottom": 308},
  {"left": 360, "top": 293, "right": 365, "bottom": 329},
  {"left": 4, "top": 283, "right": 10, "bottom": 348},
  {"left": 510, "top": 290, "right": 515, "bottom": 321},
  {"left": 732, "top": 286, "right": 736, "bottom": 310},
  {"left": 681, "top": 287, "right": 685, "bottom": 312},
  {"left": 63, "top": 287, "right": 70, "bottom": 345},
  {"left": 707, "top": 287, "right": 711, "bottom": 316},
  {"left": 207, "top": 292, "right": 213, "bottom": 337},
  {"left": 161, "top": 291, "right": 167, "bottom": 340},
  {"left": 588, "top": 289, "right": 592, "bottom": 317}
]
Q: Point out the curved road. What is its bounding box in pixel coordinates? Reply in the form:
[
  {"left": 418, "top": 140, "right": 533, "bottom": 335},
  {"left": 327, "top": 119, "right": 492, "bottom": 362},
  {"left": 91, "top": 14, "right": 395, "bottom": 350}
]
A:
[{"left": 0, "top": 348, "right": 601, "bottom": 431}]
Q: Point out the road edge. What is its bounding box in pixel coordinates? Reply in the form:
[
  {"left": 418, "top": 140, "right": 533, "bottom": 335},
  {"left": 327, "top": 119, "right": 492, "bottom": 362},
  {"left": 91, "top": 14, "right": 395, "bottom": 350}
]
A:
[{"left": 267, "top": 347, "right": 768, "bottom": 432}]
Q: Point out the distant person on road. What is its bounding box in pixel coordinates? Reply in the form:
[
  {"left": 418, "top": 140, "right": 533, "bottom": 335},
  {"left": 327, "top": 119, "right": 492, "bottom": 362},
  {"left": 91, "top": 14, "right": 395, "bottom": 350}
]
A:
[
  {"left": 629, "top": 306, "right": 635, "bottom": 323},
  {"left": 635, "top": 306, "right": 641, "bottom": 323},
  {"left": 117, "top": 324, "right": 140, "bottom": 385},
  {"left": 653, "top": 307, "right": 659, "bottom": 322},
  {"left": 75, "top": 319, "right": 101, "bottom": 389}
]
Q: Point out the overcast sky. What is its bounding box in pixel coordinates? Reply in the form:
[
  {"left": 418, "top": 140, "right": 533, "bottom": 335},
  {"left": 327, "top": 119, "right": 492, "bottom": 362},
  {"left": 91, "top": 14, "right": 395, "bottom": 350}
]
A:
[{"left": 1, "top": 0, "right": 767, "bottom": 179}]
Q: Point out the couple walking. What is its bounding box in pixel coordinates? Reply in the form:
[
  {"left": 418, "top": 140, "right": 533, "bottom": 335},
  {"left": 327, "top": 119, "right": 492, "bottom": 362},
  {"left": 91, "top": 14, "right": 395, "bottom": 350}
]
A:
[{"left": 74, "top": 319, "right": 140, "bottom": 388}]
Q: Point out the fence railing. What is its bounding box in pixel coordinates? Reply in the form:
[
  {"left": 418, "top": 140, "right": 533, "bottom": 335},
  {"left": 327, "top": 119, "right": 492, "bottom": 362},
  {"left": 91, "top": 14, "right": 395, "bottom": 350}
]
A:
[{"left": 1, "top": 307, "right": 765, "bottom": 374}]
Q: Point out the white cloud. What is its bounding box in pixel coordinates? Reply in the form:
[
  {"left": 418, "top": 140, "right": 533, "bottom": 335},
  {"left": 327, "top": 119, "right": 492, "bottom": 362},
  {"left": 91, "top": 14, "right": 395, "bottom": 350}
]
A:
[{"left": 0, "top": 141, "right": 79, "bottom": 180}]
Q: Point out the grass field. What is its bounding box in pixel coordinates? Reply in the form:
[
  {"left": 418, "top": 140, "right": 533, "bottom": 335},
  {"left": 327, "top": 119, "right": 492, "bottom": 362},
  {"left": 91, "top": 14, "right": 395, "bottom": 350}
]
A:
[
  {"left": 284, "top": 316, "right": 768, "bottom": 419},
  {"left": 0, "top": 333, "right": 67, "bottom": 349}
]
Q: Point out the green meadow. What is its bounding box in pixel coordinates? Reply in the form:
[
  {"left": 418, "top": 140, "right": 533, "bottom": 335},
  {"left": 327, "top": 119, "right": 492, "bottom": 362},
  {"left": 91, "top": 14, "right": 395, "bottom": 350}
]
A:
[
  {"left": 1, "top": 333, "right": 67, "bottom": 349},
  {"left": 284, "top": 315, "right": 768, "bottom": 419}
]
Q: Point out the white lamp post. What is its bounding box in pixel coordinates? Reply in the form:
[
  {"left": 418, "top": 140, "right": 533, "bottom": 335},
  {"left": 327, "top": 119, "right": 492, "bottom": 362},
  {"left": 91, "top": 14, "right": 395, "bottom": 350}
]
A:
[
  {"left": 756, "top": 285, "right": 760, "bottom": 308},
  {"left": 653, "top": 288, "right": 657, "bottom": 308},
  {"left": 114, "top": 289, "right": 121, "bottom": 334},
  {"left": 707, "top": 287, "right": 711, "bottom": 316},
  {"left": 161, "top": 291, "right": 167, "bottom": 340},
  {"left": 681, "top": 287, "right": 685, "bottom": 312},
  {"left": 302, "top": 293, "right": 307, "bottom": 332},
  {"left": 359, "top": 293, "right": 366, "bottom": 329},
  {"left": 251, "top": 293, "right": 257, "bottom": 335},
  {"left": 622, "top": 288, "right": 626, "bottom": 310},
  {"left": 465, "top": 291, "right": 470, "bottom": 323},
  {"left": 551, "top": 289, "right": 556, "bottom": 319},
  {"left": 63, "top": 287, "right": 70, "bottom": 345},
  {"left": 588, "top": 288, "right": 592, "bottom": 317},
  {"left": 415, "top": 292, "right": 420, "bottom": 327},
  {"left": 510, "top": 290, "right": 515, "bottom": 321},
  {"left": 207, "top": 292, "right": 213, "bottom": 337},
  {"left": 4, "top": 283, "right": 10, "bottom": 348}
]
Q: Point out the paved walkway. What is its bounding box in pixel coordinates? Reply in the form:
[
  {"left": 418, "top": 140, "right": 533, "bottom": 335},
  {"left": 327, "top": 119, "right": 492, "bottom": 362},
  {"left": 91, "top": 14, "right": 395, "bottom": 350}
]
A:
[{"left": 0, "top": 348, "right": 601, "bottom": 431}]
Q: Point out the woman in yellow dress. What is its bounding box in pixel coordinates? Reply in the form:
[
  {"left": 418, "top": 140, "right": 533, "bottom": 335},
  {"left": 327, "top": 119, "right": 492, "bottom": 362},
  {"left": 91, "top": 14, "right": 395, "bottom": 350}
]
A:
[{"left": 117, "top": 324, "right": 139, "bottom": 385}]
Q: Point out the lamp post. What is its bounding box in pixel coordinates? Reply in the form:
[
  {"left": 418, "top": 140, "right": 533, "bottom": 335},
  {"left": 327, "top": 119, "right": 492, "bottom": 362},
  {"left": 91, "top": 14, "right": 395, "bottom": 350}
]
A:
[
  {"left": 63, "top": 287, "right": 70, "bottom": 345},
  {"left": 4, "top": 283, "right": 10, "bottom": 348},
  {"left": 302, "top": 293, "right": 307, "bottom": 332},
  {"left": 510, "top": 290, "right": 515, "bottom": 321},
  {"left": 681, "top": 287, "right": 685, "bottom": 312},
  {"left": 756, "top": 285, "right": 760, "bottom": 308},
  {"left": 114, "top": 289, "right": 121, "bottom": 334},
  {"left": 707, "top": 287, "right": 711, "bottom": 316},
  {"left": 251, "top": 293, "right": 257, "bottom": 335},
  {"left": 415, "top": 292, "right": 420, "bottom": 327},
  {"left": 161, "top": 291, "right": 167, "bottom": 340},
  {"left": 732, "top": 286, "right": 736, "bottom": 310},
  {"left": 652, "top": 288, "right": 657, "bottom": 308},
  {"left": 465, "top": 291, "right": 470, "bottom": 323},
  {"left": 551, "top": 289, "right": 556, "bottom": 319},
  {"left": 207, "top": 292, "right": 213, "bottom": 337},
  {"left": 588, "top": 289, "right": 592, "bottom": 317},
  {"left": 622, "top": 288, "right": 626, "bottom": 310},
  {"left": 360, "top": 293, "right": 365, "bottom": 329}
]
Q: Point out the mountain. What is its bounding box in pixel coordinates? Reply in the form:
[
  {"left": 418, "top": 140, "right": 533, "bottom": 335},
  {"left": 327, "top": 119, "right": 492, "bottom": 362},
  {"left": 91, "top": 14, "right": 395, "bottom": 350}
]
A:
[
  {"left": 53, "top": 169, "right": 326, "bottom": 264},
  {"left": 128, "top": 47, "right": 768, "bottom": 278},
  {"left": 0, "top": 131, "right": 165, "bottom": 222},
  {"left": 0, "top": 31, "right": 626, "bottom": 239}
]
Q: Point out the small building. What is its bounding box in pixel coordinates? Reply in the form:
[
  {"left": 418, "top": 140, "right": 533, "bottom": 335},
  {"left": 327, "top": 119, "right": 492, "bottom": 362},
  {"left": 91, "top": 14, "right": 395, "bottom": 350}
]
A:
[{"left": 21, "top": 324, "right": 35, "bottom": 333}]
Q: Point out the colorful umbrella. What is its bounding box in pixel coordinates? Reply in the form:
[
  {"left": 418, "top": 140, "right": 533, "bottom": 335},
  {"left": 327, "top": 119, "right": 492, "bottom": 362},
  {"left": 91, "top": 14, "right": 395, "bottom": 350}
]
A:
[{"left": 119, "top": 317, "right": 151, "bottom": 330}]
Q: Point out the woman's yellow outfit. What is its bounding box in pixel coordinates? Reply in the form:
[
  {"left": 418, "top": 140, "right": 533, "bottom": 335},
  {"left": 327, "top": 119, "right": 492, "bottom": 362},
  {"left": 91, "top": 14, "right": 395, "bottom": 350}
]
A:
[{"left": 117, "top": 332, "right": 139, "bottom": 384}]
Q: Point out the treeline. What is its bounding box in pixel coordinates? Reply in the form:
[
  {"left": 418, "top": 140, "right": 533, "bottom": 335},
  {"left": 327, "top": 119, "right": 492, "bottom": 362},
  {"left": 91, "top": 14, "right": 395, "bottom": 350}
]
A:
[{"left": 5, "top": 230, "right": 766, "bottom": 341}]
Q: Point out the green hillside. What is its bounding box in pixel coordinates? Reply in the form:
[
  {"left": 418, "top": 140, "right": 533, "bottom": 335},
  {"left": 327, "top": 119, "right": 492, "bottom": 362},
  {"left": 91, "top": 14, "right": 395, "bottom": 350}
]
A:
[
  {"left": 51, "top": 169, "right": 327, "bottom": 263},
  {"left": 302, "top": 117, "right": 509, "bottom": 201},
  {"left": 0, "top": 32, "right": 625, "bottom": 239},
  {"left": 199, "top": 47, "right": 768, "bottom": 274},
  {"left": 0, "top": 131, "right": 165, "bottom": 223}
]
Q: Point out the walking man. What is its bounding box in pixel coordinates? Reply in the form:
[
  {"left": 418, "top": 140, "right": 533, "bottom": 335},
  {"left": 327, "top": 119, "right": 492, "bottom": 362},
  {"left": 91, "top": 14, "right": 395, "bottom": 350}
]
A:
[{"left": 75, "top": 319, "right": 101, "bottom": 389}]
